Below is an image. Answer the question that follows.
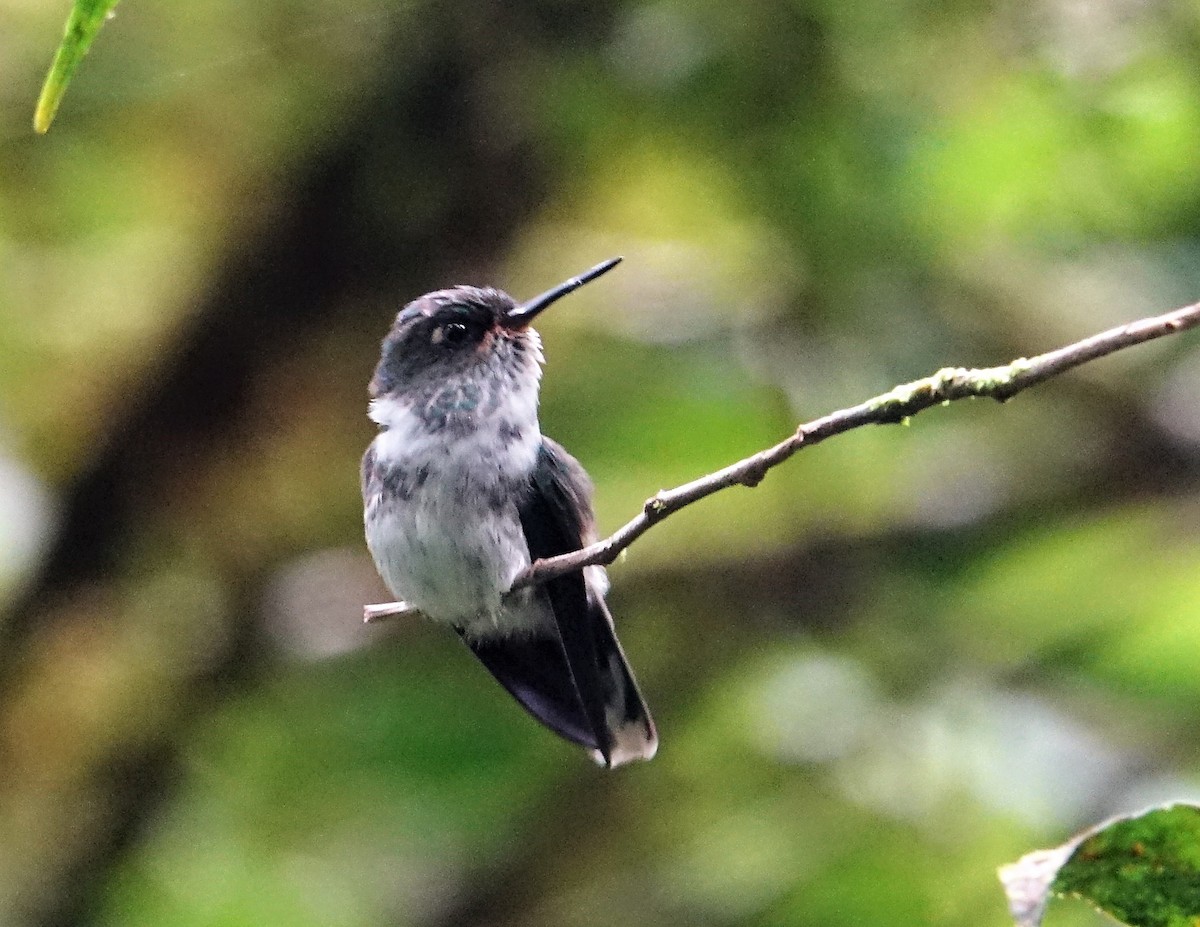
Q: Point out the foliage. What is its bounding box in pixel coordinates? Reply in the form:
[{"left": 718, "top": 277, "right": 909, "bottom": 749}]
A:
[
  {"left": 34, "top": 0, "right": 121, "bottom": 133},
  {"left": 1001, "top": 804, "right": 1200, "bottom": 927}
]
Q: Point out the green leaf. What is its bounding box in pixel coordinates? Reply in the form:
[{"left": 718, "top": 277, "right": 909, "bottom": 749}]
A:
[
  {"left": 33, "top": 0, "right": 121, "bottom": 134},
  {"left": 1000, "top": 803, "right": 1200, "bottom": 927}
]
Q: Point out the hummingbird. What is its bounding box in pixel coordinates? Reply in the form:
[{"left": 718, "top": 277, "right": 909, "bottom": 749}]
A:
[{"left": 361, "top": 258, "right": 657, "bottom": 767}]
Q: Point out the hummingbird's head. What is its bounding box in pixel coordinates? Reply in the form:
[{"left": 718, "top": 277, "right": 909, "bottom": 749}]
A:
[{"left": 369, "top": 257, "right": 621, "bottom": 402}]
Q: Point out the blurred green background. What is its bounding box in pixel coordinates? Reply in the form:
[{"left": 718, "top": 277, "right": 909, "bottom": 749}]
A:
[{"left": 4, "top": 1, "right": 1200, "bottom": 925}]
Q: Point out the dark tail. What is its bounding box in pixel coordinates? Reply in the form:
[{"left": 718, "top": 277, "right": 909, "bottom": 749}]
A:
[{"left": 461, "top": 597, "right": 657, "bottom": 767}]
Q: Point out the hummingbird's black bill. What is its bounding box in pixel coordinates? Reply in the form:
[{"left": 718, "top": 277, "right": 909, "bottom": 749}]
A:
[{"left": 505, "top": 256, "right": 622, "bottom": 327}]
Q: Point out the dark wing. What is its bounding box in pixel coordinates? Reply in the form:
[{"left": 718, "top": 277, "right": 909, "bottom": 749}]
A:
[
  {"left": 520, "top": 438, "right": 614, "bottom": 762},
  {"left": 463, "top": 437, "right": 656, "bottom": 766}
]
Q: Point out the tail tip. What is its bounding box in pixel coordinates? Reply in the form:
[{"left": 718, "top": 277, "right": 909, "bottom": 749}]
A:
[{"left": 589, "top": 723, "right": 659, "bottom": 768}]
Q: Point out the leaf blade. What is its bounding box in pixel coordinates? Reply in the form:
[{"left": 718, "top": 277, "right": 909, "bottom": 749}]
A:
[
  {"left": 1000, "top": 803, "right": 1200, "bottom": 927},
  {"left": 34, "top": 0, "right": 122, "bottom": 134}
]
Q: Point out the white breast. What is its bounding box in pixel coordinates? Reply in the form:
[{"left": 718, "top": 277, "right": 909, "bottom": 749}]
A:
[{"left": 364, "top": 395, "right": 547, "bottom": 634}]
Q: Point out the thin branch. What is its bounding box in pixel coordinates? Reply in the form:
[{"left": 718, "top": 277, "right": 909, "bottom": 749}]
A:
[
  {"left": 364, "top": 600, "right": 420, "bottom": 622},
  {"left": 511, "top": 299, "right": 1200, "bottom": 588},
  {"left": 365, "top": 299, "right": 1200, "bottom": 621}
]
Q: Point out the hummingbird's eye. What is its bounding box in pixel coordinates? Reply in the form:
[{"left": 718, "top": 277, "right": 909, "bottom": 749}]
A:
[{"left": 436, "top": 322, "right": 470, "bottom": 346}]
